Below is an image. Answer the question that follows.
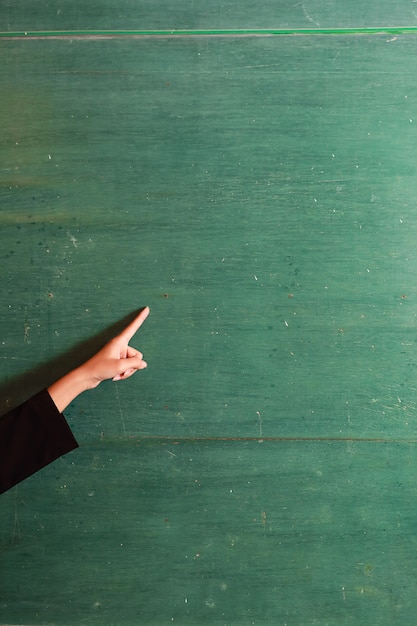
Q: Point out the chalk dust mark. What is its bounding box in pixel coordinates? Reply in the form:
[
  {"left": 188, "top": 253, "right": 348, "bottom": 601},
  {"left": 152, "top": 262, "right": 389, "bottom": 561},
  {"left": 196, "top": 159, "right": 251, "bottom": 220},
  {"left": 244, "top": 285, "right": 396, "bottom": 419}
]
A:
[
  {"left": 256, "top": 411, "right": 263, "bottom": 437},
  {"left": 67, "top": 231, "right": 78, "bottom": 247},
  {"left": 24, "top": 309, "right": 30, "bottom": 343}
]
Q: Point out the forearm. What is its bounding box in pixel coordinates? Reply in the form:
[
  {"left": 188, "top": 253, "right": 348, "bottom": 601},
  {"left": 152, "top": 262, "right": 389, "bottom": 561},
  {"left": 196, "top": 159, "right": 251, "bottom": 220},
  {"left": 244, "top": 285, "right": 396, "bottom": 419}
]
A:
[{"left": 47, "top": 365, "right": 90, "bottom": 413}]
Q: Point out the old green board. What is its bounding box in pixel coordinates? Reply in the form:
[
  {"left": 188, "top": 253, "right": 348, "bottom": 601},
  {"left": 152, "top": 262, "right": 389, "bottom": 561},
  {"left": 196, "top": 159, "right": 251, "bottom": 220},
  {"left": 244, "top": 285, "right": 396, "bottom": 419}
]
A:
[{"left": 2, "top": 5, "right": 417, "bottom": 626}]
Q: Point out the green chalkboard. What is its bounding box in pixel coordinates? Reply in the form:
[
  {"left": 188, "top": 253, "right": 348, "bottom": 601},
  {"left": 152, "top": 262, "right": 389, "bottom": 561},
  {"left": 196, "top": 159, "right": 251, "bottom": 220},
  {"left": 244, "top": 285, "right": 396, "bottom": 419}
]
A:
[
  {"left": 2, "top": 20, "right": 417, "bottom": 626},
  {"left": 2, "top": 0, "right": 417, "bottom": 32}
]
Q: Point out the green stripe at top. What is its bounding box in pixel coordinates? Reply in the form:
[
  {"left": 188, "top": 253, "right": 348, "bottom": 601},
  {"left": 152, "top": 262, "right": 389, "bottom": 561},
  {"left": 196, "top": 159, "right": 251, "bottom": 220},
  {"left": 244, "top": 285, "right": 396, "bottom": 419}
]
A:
[{"left": 2, "top": 26, "right": 417, "bottom": 38}]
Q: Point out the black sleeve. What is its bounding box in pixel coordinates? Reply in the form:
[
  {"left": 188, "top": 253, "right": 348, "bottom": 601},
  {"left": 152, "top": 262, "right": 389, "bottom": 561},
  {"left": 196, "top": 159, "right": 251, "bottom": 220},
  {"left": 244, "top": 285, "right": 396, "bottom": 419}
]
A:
[{"left": 0, "top": 389, "right": 79, "bottom": 494}]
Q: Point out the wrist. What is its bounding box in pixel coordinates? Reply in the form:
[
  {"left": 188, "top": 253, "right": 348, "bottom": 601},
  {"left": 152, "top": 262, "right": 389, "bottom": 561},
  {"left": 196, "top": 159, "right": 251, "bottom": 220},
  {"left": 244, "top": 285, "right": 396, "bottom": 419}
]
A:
[{"left": 48, "top": 365, "right": 92, "bottom": 413}]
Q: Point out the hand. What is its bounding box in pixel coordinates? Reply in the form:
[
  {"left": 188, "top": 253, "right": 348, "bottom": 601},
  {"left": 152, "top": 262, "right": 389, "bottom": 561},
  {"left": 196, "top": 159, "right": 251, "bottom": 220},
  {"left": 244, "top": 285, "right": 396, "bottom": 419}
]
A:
[
  {"left": 82, "top": 306, "right": 150, "bottom": 389},
  {"left": 48, "top": 307, "right": 150, "bottom": 412}
]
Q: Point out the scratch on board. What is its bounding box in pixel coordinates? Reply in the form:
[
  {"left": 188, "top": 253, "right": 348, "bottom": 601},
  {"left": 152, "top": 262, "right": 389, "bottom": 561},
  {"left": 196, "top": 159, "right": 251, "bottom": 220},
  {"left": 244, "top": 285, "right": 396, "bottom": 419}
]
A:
[
  {"left": 0, "top": 489, "right": 22, "bottom": 554},
  {"left": 115, "top": 384, "right": 127, "bottom": 439},
  {"left": 300, "top": 2, "right": 320, "bottom": 27},
  {"left": 11, "top": 491, "right": 22, "bottom": 545}
]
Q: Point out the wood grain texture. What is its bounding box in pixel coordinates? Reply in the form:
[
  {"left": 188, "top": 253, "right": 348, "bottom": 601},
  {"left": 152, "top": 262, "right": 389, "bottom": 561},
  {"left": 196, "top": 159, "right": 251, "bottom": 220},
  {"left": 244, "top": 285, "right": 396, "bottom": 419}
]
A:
[{"left": 2, "top": 27, "right": 417, "bottom": 626}]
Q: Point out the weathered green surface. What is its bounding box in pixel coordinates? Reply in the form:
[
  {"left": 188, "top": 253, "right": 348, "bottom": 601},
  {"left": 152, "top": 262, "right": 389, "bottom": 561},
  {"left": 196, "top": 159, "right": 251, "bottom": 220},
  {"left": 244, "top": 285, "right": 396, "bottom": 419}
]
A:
[
  {"left": 2, "top": 0, "right": 417, "bottom": 31},
  {"left": 2, "top": 441, "right": 417, "bottom": 625},
  {"left": 2, "top": 35, "right": 417, "bottom": 439},
  {"left": 2, "top": 22, "right": 417, "bottom": 626}
]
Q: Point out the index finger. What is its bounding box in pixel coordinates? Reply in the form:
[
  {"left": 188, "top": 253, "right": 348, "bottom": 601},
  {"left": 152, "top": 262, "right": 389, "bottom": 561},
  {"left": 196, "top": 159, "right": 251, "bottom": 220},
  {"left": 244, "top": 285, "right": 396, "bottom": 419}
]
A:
[{"left": 118, "top": 306, "right": 150, "bottom": 342}]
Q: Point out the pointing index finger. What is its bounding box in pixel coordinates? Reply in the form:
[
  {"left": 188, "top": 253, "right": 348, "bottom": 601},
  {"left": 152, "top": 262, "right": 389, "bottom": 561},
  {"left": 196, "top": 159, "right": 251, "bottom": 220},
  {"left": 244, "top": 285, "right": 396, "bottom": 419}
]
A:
[{"left": 119, "top": 306, "right": 150, "bottom": 342}]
